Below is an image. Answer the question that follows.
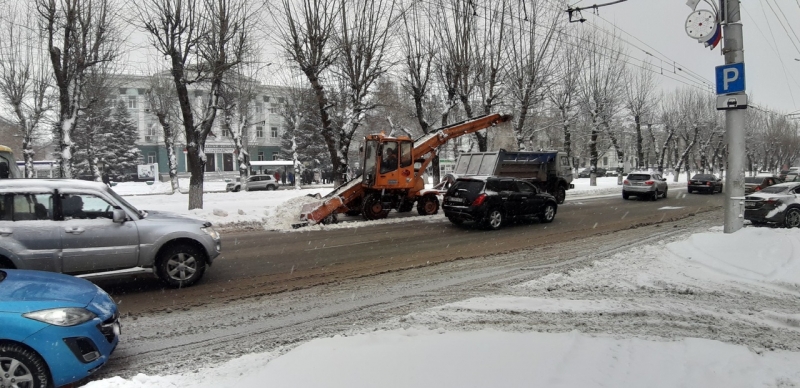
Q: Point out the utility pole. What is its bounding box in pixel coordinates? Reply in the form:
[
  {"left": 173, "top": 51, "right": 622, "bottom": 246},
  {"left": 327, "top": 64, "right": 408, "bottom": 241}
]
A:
[{"left": 720, "top": 0, "right": 745, "bottom": 233}]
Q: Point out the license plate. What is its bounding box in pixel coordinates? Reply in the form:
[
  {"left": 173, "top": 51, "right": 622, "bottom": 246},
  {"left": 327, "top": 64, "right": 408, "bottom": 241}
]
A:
[
  {"left": 745, "top": 202, "right": 757, "bottom": 208},
  {"left": 449, "top": 197, "right": 465, "bottom": 203}
]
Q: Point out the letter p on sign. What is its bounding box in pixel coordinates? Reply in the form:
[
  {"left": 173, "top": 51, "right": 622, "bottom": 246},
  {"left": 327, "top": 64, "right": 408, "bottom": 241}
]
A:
[{"left": 716, "top": 63, "right": 746, "bottom": 94}]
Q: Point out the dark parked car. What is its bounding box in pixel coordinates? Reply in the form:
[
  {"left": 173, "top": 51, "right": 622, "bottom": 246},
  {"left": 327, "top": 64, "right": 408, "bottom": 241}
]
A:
[
  {"left": 744, "top": 182, "right": 800, "bottom": 228},
  {"left": 688, "top": 174, "right": 723, "bottom": 194},
  {"left": 577, "top": 167, "right": 607, "bottom": 178},
  {"left": 442, "top": 176, "right": 557, "bottom": 230},
  {"left": 0, "top": 269, "right": 120, "bottom": 387},
  {"left": 744, "top": 175, "right": 781, "bottom": 195}
]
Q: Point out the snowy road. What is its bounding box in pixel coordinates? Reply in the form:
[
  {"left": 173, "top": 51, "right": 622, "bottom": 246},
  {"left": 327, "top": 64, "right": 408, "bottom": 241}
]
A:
[{"left": 87, "top": 206, "right": 753, "bottom": 382}]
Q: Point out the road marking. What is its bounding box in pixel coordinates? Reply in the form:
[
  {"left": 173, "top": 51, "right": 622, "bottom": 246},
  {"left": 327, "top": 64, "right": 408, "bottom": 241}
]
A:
[{"left": 305, "top": 240, "right": 380, "bottom": 251}]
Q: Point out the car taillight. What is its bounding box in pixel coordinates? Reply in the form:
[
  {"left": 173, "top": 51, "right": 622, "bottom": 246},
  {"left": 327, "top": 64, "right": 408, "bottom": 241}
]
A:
[
  {"left": 472, "top": 194, "right": 487, "bottom": 207},
  {"left": 645, "top": 180, "right": 655, "bottom": 185},
  {"left": 755, "top": 186, "right": 762, "bottom": 192},
  {"left": 707, "top": 182, "right": 712, "bottom": 186},
  {"left": 623, "top": 180, "right": 630, "bottom": 185}
]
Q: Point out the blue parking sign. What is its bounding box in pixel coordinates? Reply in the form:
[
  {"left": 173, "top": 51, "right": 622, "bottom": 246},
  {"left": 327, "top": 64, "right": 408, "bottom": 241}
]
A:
[{"left": 716, "top": 63, "right": 745, "bottom": 94}]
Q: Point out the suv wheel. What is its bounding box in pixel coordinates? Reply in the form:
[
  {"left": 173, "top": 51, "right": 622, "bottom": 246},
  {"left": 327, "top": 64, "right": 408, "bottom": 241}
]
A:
[
  {"left": 483, "top": 209, "right": 504, "bottom": 230},
  {"left": 622, "top": 191, "right": 629, "bottom": 200},
  {"left": 267, "top": 185, "right": 277, "bottom": 191},
  {"left": 540, "top": 203, "right": 556, "bottom": 223},
  {"left": 784, "top": 208, "right": 800, "bottom": 228},
  {"left": 662, "top": 187, "right": 668, "bottom": 198},
  {"left": 0, "top": 343, "right": 50, "bottom": 388},
  {"left": 651, "top": 190, "right": 658, "bottom": 201},
  {"left": 156, "top": 243, "right": 207, "bottom": 288}
]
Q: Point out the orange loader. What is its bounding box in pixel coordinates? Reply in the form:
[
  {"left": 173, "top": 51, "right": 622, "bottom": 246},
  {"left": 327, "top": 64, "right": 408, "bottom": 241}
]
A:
[{"left": 295, "top": 113, "right": 512, "bottom": 227}]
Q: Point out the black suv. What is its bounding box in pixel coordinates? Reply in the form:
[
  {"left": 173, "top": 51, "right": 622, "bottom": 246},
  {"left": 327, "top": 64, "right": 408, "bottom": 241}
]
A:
[{"left": 442, "top": 176, "right": 558, "bottom": 230}]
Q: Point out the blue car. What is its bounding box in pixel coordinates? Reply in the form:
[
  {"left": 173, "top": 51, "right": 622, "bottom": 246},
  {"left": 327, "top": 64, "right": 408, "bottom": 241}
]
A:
[{"left": 0, "top": 270, "right": 120, "bottom": 388}]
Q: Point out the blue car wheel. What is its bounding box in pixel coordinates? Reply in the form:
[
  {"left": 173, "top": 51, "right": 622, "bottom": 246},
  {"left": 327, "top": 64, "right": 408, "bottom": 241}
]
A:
[{"left": 0, "top": 343, "right": 49, "bottom": 388}]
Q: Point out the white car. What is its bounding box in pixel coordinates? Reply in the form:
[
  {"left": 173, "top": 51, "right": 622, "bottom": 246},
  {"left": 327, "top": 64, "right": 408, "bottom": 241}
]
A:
[{"left": 622, "top": 171, "right": 668, "bottom": 201}]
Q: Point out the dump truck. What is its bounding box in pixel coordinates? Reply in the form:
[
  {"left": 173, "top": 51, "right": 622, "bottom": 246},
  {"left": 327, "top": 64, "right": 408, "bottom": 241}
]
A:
[
  {"left": 296, "top": 113, "right": 512, "bottom": 227},
  {"left": 450, "top": 150, "right": 574, "bottom": 204}
]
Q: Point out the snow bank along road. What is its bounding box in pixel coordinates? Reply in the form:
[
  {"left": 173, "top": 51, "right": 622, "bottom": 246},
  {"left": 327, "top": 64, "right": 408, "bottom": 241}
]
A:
[{"left": 89, "top": 190, "right": 739, "bottom": 380}]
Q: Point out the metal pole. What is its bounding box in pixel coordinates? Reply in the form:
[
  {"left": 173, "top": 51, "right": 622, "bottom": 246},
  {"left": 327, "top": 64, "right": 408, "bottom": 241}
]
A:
[{"left": 722, "top": 1, "right": 745, "bottom": 233}]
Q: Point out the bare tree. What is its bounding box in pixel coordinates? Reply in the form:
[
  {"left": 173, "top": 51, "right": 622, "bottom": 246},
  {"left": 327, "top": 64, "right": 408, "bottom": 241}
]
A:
[
  {"left": 398, "top": 1, "right": 437, "bottom": 135},
  {"left": 146, "top": 73, "right": 182, "bottom": 193},
  {"left": 135, "top": 0, "right": 254, "bottom": 209},
  {"left": 272, "top": 0, "right": 339, "bottom": 183},
  {"left": 547, "top": 34, "right": 583, "bottom": 166},
  {"left": 624, "top": 61, "right": 658, "bottom": 169},
  {"left": 578, "top": 29, "right": 626, "bottom": 186},
  {"left": 330, "top": 0, "right": 397, "bottom": 184},
  {"left": 36, "top": 0, "right": 119, "bottom": 179},
  {"left": 0, "top": 3, "right": 52, "bottom": 178}
]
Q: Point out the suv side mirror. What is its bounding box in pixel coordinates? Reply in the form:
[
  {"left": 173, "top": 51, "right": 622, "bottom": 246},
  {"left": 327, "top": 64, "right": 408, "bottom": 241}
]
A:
[{"left": 112, "top": 208, "right": 127, "bottom": 223}]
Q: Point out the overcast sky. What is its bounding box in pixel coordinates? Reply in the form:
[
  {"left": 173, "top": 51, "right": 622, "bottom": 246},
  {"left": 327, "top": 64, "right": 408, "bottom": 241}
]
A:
[{"left": 580, "top": 0, "right": 800, "bottom": 114}]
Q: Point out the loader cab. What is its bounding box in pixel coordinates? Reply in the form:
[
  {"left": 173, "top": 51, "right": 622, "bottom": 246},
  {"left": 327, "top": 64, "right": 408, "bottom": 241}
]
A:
[{"left": 362, "top": 135, "right": 414, "bottom": 189}]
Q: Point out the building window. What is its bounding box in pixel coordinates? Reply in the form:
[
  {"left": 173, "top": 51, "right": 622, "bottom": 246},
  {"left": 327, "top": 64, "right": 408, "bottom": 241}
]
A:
[
  {"left": 255, "top": 103, "right": 263, "bottom": 114},
  {"left": 147, "top": 152, "right": 156, "bottom": 164},
  {"left": 256, "top": 126, "right": 264, "bottom": 138},
  {"left": 603, "top": 157, "right": 608, "bottom": 166},
  {"left": 128, "top": 96, "right": 137, "bottom": 109},
  {"left": 257, "top": 152, "right": 264, "bottom": 161},
  {"left": 271, "top": 127, "right": 278, "bottom": 138},
  {"left": 272, "top": 154, "right": 279, "bottom": 161},
  {"left": 269, "top": 104, "right": 279, "bottom": 114}
]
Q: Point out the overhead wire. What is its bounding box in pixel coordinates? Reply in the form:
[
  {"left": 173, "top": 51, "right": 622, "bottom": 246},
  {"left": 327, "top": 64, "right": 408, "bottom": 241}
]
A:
[{"left": 753, "top": 2, "right": 798, "bottom": 108}]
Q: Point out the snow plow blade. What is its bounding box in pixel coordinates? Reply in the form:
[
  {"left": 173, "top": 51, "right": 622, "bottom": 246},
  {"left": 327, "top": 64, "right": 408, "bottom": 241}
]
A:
[{"left": 297, "top": 177, "right": 365, "bottom": 227}]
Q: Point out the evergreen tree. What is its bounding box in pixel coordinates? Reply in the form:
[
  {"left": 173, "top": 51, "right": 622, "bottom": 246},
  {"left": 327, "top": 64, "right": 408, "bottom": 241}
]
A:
[{"left": 103, "top": 99, "right": 141, "bottom": 176}]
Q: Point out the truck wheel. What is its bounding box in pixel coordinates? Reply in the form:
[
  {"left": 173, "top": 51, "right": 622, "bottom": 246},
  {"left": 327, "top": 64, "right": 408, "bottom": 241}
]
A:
[
  {"left": 362, "top": 193, "right": 389, "bottom": 220},
  {"left": 416, "top": 194, "right": 439, "bottom": 216},
  {"left": 555, "top": 186, "right": 566, "bottom": 204},
  {"left": 0, "top": 343, "right": 49, "bottom": 388},
  {"left": 156, "top": 243, "right": 207, "bottom": 288},
  {"left": 483, "top": 209, "right": 504, "bottom": 230}
]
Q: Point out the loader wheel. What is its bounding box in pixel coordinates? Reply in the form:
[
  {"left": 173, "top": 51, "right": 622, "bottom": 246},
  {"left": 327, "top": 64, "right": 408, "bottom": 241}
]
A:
[
  {"left": 398, "top": 199, "right": 415, "bottom": 213},
  {"left": 362, "top": 193, "right": 389, "bottom": 220},
  {"left": 416, "top": 194, "right": 440, "bottom": 216}
]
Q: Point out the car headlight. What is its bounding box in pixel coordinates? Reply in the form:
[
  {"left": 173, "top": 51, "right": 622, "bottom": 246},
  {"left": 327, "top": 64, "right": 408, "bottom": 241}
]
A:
[
  {"left": 201, "top": 226, "right": 220, "bottom": 240},
  {"left": 23, "top": 308, "right": 97, "bottom": 326}
]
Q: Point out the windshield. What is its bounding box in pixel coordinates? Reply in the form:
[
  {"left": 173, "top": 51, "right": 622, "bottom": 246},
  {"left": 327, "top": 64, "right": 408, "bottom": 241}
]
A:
[
  {"left": 106, "top": 187, "right": 143, "bottom": 219},
  {"left": 691, "top": 174, "right": 715, "bottom": 180}
]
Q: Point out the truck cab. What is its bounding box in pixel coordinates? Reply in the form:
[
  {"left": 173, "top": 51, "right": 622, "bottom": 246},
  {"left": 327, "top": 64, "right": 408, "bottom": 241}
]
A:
[{"left": 361, "top": 135, "right": 420, "bottom": 191}]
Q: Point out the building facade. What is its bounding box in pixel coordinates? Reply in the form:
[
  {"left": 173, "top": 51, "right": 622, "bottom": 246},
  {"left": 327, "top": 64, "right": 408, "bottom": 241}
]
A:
[{"left": 118, "top": 74, "right": 286, "bottom": 175}]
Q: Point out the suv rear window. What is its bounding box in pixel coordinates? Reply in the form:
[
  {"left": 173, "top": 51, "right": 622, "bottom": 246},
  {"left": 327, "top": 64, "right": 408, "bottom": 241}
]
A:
[
  {"left": 449, "top": 180, "right": 485, "bottom": 195},
  {"left": 627, "top": 174, "right": 651, "bottom": 180},
  {"left": 745, "top": 177, "right": 764, "bottom": 184}
]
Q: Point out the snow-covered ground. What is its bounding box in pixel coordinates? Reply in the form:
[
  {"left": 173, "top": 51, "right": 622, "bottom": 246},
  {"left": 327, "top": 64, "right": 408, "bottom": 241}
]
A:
[{"left": 85, "top": 174, "right": 800, "bottom": 387}]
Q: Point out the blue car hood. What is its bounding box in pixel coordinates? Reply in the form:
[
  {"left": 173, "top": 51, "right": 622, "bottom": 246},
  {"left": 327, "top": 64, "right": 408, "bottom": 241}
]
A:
[{"left": 0, "top": 270, "right": 99, "bottom": 313}]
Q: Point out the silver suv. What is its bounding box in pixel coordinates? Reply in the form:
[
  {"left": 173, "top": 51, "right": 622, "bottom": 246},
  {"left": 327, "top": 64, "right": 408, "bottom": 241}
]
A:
[
  {"left": 0, "top": 179, "right": 221, "bottom": 287},
  {"left": 226, "top": 175, "right": 280, "bottom": 192},
  {"left": 622, "top": 172, "right": 668, "bottom": 201}
]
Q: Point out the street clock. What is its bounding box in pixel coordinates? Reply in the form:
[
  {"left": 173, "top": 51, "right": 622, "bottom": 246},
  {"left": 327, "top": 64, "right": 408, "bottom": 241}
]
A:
[{"left": 685, "top": 9, "right": 717, "bottom": 40}]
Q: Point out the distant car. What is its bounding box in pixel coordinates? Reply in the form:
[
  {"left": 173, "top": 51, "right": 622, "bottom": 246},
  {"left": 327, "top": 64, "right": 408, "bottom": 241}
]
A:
[
  {"left": 786, "top": 173, "right": 800, "bottom": 182},
  {"left": 577, "top": 167, "right": 607, "bottom": 178},
  {"left": 778, "top": 167, "right": 799, "bottom": 181},
  {"left": 0, "top": 179, "right": 221, "bottom": 287},
  {"left": 744, "top": 175, "right": 781, "bottom": 195},
  {"left": 0, "top": 269, "right": 120, "bottom": 388},
  {"left": 688, "top": 173, "right": 723, "bottom": 194},
  {"left": 227, "top": 175, "right": 280, "bottom": 192},
  {"left": 442, "top": 176, "right": 557, "bottom": 230},
  {"left": 744, "top": 182, "right": 800, "bottom": 228},
  {"left": 622, "top": 171, "right": 668, "bottom": 201}
]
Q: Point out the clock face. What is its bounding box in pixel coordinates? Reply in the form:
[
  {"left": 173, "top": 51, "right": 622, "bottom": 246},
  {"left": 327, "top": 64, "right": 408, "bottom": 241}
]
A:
[{"left": 685, "top": 10, "right": 717, "bottom": 40}]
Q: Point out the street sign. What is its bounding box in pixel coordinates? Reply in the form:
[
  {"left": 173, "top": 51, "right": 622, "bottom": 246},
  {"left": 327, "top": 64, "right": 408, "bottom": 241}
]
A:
[
  {"left": 716, "top": 94, "right": 747, "bottom": 110},
  {"left": 715, "top": 63, "right": 745, "bottom": 94}
]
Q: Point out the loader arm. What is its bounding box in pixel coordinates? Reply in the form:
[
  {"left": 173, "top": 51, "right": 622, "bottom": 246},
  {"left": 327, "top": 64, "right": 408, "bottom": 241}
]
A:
[{"left": 412, "top": 113, "right": 512, "bottom": 181}]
